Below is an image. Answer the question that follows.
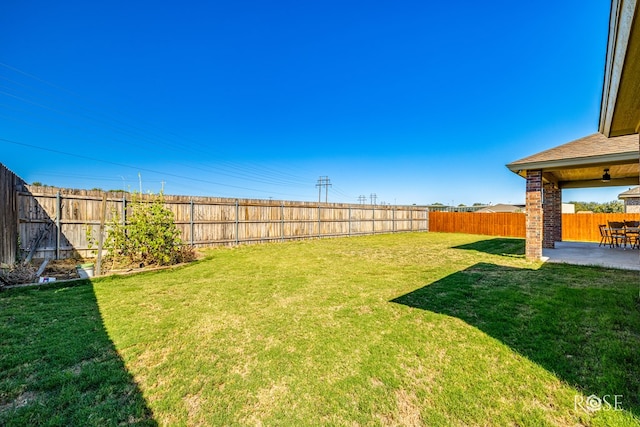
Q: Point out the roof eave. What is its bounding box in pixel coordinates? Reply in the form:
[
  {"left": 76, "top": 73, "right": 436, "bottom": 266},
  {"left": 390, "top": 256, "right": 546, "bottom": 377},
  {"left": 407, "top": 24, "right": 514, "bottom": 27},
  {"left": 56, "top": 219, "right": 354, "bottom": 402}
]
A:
[
  {"left": 506, "top": 151, "right": 640, "bottom": 175},
  {"left": 599, "top": 0, "right": 640, "bottom": 136}
]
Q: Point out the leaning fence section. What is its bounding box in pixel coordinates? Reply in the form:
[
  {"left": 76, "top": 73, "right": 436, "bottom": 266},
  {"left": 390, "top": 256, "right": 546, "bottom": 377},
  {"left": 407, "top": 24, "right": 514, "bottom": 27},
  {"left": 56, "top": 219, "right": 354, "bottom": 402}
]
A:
[
  {"left": 0, "top": 163, "right": 26, "bottom": 265},
  {"left": 16, "top": 186, "right": 429, "bottom": 259}
]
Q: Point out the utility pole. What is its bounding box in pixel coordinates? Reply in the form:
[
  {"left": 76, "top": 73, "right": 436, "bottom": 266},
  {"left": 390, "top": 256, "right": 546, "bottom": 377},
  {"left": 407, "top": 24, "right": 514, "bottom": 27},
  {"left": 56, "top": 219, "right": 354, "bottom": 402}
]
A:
[
  {"left": 325, "top": 177, "right": 331, "bottom": 203},
  {"left": 358, "top": 195, "right": 367, "bottom": 204},
  {"left": 370, "top": 193, "right": 377, "bottom": 205},
  {"left": 316, "top": 176, "right": 332, "bottom": 203}
]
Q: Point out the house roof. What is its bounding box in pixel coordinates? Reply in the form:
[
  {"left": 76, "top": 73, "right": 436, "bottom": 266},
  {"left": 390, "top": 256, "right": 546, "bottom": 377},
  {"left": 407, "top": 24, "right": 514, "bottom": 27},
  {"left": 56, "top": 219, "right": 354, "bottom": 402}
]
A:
[
  {"left": 508, "top": 133, "right": 638, "bottom": 167},
  {"left": 475, "top": 203, "right": 524, "bottom": 213},
  {"left": 506, "top": 133, "right": 639, "bottom": 189},
  {"left": 618, "top": 186, "right": 640, "bottom": 198}
]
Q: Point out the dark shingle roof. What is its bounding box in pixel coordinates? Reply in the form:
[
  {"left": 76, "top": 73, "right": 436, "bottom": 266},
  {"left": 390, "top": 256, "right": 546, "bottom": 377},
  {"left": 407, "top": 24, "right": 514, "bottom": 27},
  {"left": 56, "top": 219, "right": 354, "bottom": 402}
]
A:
[
  {"left": 618, "top": 186, "right": 640, "bottom": 198},
  {"left": 508, "top": 133, "right": 638, "bottom": 168}
]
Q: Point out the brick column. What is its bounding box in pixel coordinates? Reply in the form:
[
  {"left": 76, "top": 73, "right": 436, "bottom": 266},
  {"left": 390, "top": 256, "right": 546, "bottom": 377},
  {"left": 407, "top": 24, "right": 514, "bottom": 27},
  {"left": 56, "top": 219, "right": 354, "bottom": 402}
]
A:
[
  {"left": 525, "top": 170, "right": 543, "bottom": 260},
  {"left": 543, "top": 182, "right": 562, "bottom": 248}
]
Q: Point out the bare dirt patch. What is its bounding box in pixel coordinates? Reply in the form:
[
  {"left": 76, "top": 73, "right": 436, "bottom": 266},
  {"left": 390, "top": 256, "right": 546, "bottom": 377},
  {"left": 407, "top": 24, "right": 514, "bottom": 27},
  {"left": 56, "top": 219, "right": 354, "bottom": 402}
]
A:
[{"left": 0, "top": 391, "right": 40, "bottom": 414}]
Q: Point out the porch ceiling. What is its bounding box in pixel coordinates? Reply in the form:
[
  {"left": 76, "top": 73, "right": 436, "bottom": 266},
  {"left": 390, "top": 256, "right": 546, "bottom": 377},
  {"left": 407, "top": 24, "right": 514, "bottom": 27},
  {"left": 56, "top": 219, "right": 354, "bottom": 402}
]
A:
[
  {"left": 507, "top": 133, "right": 639, "bottom": 189},
  {"left": 600, "top": 0, "right": 640, "bottom": 137},
  {"left": 545, "top": 163, "right": 639, "bottom": 188}
]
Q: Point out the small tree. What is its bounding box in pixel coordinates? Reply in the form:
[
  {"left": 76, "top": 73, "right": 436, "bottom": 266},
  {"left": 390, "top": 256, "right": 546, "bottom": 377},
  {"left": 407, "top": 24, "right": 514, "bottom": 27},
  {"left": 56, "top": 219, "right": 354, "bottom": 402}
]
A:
[{"left": 105, "top": 194, "right": 192, "bottom": 267}]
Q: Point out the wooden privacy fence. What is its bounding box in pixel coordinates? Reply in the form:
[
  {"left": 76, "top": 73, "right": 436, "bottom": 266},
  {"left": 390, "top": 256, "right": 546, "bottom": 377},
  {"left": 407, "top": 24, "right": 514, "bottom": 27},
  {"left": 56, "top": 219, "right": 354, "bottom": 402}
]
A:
[
  {"left": 429, "top": 211, "right": 640, "bottom": 243},
  {"left": 17, "top": 186, "right": 429, "bottom": 260},
  {"left": 562, "top": 213, "right": 640, "bottom": 242},
  {"left": 428, "top": 211, "right": 526, "bottom": 238},
  {"left": 0, "top": 163, "right": 26, "bottom": 265}
]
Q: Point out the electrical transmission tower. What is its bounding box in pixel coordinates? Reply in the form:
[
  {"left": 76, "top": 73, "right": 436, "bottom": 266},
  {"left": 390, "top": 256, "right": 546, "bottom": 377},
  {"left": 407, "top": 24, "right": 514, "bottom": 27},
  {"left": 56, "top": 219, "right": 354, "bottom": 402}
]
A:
[
  {"left": 370, "top": 193, "right": 377, "bottom": 205},
  {"left": 358, "top": 195, "right": 367, "bottom": 204},
  {"left": 316, "top": 176, "right": 332, "bottom": 203}
]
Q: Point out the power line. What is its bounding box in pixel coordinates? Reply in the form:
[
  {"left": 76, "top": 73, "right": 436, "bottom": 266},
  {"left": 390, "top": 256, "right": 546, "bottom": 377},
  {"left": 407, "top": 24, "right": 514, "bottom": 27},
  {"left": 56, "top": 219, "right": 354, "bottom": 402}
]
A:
[
  {"left": 0, "top": 62, "right": 316, "bottom": 193},
  {"left": 331, "top": 184, "right": 356, "bottom": 201},
  {"left": 0, "top": 137, "right": 308, "bottom": 198},
  {"left": 315, "top": 176, "right": 332, "bottom": 203},
  {"left": 370, "top": 193, "right": 377, "bottom": 205},
  {"left": 0, "top": 92, "right": 311, "bottom": 188}
]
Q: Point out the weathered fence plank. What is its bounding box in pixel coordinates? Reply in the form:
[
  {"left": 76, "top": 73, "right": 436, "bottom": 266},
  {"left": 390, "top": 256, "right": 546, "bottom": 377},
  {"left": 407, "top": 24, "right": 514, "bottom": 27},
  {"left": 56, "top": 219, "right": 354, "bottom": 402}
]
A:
[{"left": 0, "top": 163, "right": 26, "bottom": 265}]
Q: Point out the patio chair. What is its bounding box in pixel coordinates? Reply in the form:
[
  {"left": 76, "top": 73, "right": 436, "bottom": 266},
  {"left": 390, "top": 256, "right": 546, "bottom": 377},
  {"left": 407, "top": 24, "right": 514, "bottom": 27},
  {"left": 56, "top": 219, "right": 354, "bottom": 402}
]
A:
[
  {"left": 624, "top": 220, "right": 640, "bottom": 249},
  {"left": 608, "top": 221, "right": 629, "bottom": 248},
  {"left": 598, "top": 224, "right": 613, "bottom": 247}
]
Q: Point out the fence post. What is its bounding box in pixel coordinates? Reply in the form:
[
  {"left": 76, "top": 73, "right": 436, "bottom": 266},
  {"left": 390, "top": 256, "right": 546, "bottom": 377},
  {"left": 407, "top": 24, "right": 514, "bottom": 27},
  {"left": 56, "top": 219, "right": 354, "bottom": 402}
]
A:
[
  {"left": 235, "top": 199, "right": 239, "bottom": 246},
  {"left": 348, "top": 206, "right": 351, "bottom": 237},
  {"left": 55, "top": 191, "right": 61, "bottom": 260},
  {"left": 281, "top": 202, "right": 285, "bottom": 242},
  {"left": 424, "top": 208, "right": 428, "bottom": 231},
  {"left": 190, "top": 199, "right": 195, "bottom": 247},
  {"left": 122, "top": 195, "right": 127, "bottom": 226},
  {"left": 318, "top": 205, "right": 321, "bottom": 238},
  {"left": 410, "top": 207, "right": 414, "bottom": 231},
  {"left": 372, "top": 204, "right": 375, "bottom": 234},
  {"left": 95, "top": 194, "right": 107, "bottom": 276},
  {"left": 424, "top": 208, "right": 427, "bottom": 231},
  {"left": 393, "top": 206, "right": 396, "bottom": 232}
]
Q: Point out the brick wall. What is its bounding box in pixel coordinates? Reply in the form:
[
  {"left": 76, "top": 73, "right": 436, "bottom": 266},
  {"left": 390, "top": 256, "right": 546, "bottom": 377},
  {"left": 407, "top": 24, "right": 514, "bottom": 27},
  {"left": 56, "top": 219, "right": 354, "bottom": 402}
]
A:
[
  {"left": 543, "top": 182, "right": 561, "bottom": 248},
  {"left": 525, "top": 170, "right": 542, "bottom": 260}
]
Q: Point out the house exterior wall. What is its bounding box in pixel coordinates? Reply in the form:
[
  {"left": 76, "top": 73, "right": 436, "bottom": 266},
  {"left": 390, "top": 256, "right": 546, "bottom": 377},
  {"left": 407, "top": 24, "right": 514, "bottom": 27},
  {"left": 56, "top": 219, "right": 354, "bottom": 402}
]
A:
[{"left": 625, "top": 198, "right": 640, "bottom": 213}]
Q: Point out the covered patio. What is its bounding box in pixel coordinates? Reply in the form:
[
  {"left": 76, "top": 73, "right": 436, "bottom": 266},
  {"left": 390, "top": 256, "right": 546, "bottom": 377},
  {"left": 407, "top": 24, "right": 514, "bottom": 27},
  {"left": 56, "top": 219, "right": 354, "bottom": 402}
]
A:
[
  {"left": 543, "top": 241, "right": 640, "bottom": 271},
  {"left": 506, "top": 132, "right": 640, "bottom": 260},
  {"left": 506, "top": 0, "right": 640, "bottom": 265}
]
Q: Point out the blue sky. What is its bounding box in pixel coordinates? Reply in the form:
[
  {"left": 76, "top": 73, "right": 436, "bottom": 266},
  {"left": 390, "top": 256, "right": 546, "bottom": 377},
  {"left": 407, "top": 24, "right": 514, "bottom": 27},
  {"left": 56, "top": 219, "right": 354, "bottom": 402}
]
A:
[{"left": 0, "top": 0, "right": 623, "bottom": 205}]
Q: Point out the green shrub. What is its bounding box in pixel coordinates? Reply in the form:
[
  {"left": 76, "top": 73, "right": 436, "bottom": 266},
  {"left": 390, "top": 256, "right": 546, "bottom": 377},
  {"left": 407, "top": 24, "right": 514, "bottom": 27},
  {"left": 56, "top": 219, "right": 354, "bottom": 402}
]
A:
[{"left": 105, "top": 194, "right": 193, "bottom": 267}]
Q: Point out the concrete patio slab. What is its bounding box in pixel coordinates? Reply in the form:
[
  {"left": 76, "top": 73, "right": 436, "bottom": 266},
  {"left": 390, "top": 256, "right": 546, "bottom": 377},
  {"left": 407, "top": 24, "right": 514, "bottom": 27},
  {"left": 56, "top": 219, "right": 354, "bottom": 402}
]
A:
[{"left": 543, "top": 241, "right": 640, "bottom": 271}]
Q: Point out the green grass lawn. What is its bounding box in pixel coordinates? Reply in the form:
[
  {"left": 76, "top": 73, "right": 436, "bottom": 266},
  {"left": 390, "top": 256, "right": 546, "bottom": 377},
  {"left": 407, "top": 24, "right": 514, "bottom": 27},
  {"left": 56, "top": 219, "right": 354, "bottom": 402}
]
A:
[{"left": 1, "top": 232, "right": 639, "bottom": 426}]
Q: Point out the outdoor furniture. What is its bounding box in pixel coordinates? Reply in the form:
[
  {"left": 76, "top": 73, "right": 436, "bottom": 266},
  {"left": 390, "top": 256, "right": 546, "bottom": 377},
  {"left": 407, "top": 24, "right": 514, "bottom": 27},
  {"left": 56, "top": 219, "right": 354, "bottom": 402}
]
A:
[
  {"left": 607, "top": 221, "right": 630, "bottom": 248},
  {"left": 598, "top": 224, "right": 613, "bottom": 247},
  {"left": 624, "top": 220, "right": 640, "bottom": 249}
]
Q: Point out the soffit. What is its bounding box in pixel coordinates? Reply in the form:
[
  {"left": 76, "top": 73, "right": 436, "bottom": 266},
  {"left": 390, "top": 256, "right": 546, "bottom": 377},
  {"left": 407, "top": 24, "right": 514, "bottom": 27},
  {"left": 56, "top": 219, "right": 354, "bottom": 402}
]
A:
[
  {"left": 506, "top": 133, "right": 639, "bottom": 188},
  {"left": 600, "top": 0, "right": 640, "bottom": 136}
]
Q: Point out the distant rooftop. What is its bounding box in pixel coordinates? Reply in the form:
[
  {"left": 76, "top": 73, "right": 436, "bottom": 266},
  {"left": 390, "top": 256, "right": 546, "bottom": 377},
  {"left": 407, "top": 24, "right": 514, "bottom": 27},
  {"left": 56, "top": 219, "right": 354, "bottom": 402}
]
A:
[{"left": 475, "top": 203, "right": 524, "bottom": 213}]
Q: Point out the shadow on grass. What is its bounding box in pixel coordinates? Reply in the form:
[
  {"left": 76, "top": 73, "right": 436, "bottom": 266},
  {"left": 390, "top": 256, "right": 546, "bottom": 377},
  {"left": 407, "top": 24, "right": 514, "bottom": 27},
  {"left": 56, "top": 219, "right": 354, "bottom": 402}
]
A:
[
  {"left": 452, "top": 238, "right": 525, "bottom": 257},
  {"left": 0, "top": 280, "right": 156, "bottom": 426},
  {"left": 391, "top": 262, "right": 640, "bottom": 417}
]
